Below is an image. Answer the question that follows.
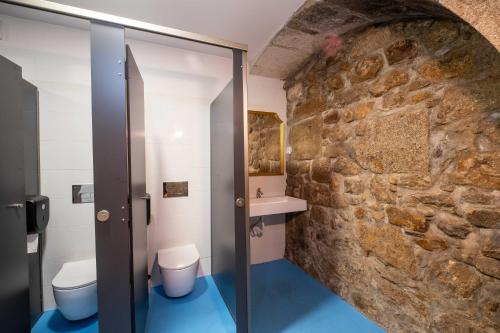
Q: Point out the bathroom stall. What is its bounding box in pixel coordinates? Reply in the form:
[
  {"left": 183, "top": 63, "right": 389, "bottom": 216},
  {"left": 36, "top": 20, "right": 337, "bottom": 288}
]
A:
[{"left": 0, "top": 0, "right": 251, "bottom": 332}]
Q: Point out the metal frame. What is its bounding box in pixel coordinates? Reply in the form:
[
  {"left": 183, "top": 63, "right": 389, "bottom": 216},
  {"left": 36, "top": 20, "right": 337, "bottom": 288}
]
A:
[
  {"left": 233, "top": 49, "right": 250, "bottom": 333},
  {"left": 0, "top": 0, "right": 248, "bottom": 51}
]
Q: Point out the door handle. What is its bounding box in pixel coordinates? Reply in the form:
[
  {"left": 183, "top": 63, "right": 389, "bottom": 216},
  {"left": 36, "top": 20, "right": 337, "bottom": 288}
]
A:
[
  {"left": 6, "top": 203, "right": 24, "bottom": 209},
  {"left": 141, "top": 193, "right": 151, "bottom": 225}
]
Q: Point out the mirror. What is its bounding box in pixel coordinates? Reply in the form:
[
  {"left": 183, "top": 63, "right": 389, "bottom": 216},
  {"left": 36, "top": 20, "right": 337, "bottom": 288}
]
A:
[{"left": 248, "top": 111, "right": 284, "bottom": 176}]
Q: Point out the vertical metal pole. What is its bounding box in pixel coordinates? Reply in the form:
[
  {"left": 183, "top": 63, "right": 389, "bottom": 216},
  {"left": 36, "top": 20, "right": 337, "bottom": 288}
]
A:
[
  {"left": 90, "top": 22, "right": 132, "bottom": 333},
  {"left": 233, "top": 49, "right": 250, "bottom": 333}
]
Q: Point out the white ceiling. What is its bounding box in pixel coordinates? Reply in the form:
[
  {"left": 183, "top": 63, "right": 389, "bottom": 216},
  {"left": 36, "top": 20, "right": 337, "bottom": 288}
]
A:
[{"left": 38, "top": 0, "right": 305, "bottom": 63}]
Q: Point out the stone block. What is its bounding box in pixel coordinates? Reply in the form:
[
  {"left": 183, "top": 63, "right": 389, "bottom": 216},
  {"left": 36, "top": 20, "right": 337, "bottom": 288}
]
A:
[
  {"left": 466, "top": 209, "right": 500, "bottom": 229},
  {"left": 417, "top": 48, "right": 472, "bottom": 82},
  {"left": 311, "top": 158, "right": 332, "bottom": 183},
  {"left": 412, "top": 192, "right": 455, "bottom": 211},
  {"left": 451, "top": 152, "right": 500, "bottom": 190},
  {"left": 327, "top": 73, "right": 344, "bottom": 90},
  {"left": 369, "top": 69, "right": 409, "bottom": 96},
  {"left": 481, "top": 230, "right": 500, "bottom": 260},
  {"left": 333, "top": 157, "right": 361, "bottom": 176},
  {"left": 356, "top": 221, "right": 417, "bottom": 276},
  {"left": 289, "top": 117, "right": 322, "bottom": 160},
  {"left": 434, "top": 212, "right": 472, "bottom": 239},
  {"left": 354, "top": 110, "right": 429, "bottom": 173},
  {"left": 370, "top": 176, "right": 396, "bottom": 203},
  {"left": 423, "top": 20, "right": 459, "bottom": 51},
  {"left": 392, "top": 174, "right": 432, "bottom": 190},
  {"left": 474, "top": 256, "right": 500, "bottom": 279},
  {"left": 386, "top": 206, "right": 428, "bottom": 232},
  {"left": 344, "top": 178, "right": 364, "bottom": 194},
  {"left": 384, "top": 39, "right": 418, "bottom": 64},
  {"left": 294, "top": 94, "right": 328, "bottom": 120},
  {"left": 351, "top": 54, "right": 384, "bottom": 82},
  {"left": 353, "top": 102, "right": 375, "bottom": 120},
  {"left": 436, "top": 78, "right": 500, "bottom": 124},
  {"left": 415, "top": 237, "right": 448, "bottom": 251},
  {"left": 430, "top": 260, "right": 482, "bottom": 298},
  {"left": 382, "top": 92, "right": 405, "bottom": 109},
  {"left": 323, "top": 109, "right": 340, "bottom": 124},
  {"left": 461, "top": 188, "right": 497, "bottom": 205}
]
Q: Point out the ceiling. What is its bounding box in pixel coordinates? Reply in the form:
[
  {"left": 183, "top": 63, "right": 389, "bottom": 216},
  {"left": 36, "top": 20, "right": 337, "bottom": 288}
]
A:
[{"left": 33, "top": 0, "right": 305, "bottom": 63}]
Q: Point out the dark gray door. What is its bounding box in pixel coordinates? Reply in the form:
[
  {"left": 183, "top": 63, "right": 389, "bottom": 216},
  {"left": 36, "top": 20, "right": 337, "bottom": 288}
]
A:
[
  {"left": 211, "top": 50, "right": 250, "bottom": 333},
  {"left": 0, "top": 54, "right": 30, "bottom": 333},
  {"left": 91, "top": 23, "right": 148, "bottom": 333},
  {"left": 126, "top": 45, "right": 149, "bottom": 333},
  {"left": 91, "top": 23, "right": 132, "bottom": 333}
]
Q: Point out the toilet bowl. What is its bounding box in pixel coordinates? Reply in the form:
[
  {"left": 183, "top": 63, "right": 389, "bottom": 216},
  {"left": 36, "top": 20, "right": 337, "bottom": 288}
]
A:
[
  {"left": 52, "top": 258, "right": 97, "bottom": 321},
  {"left": 158, "top": 244, "right": 200, "bottom": 297}
]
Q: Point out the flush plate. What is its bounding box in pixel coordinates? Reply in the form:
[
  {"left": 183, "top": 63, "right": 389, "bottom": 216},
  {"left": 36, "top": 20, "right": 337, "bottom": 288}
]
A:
[
  {"left": 72, "top": 184, "right": 94, "bottom": 203},
  {"left": 163, "top": 181, "right": 188, "bottom": 198}
]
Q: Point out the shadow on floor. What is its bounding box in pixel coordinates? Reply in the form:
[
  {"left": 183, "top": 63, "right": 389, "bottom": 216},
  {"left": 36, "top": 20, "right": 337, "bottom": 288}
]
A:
[{"left": 32, "top": 309, "right": 98, "bottom": 333}]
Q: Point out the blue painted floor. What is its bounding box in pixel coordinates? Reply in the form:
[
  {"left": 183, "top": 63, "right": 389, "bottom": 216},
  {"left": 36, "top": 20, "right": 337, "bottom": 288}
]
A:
[
  {"left": 250, "top": 260, "right": 384, "bottom": 333},
  {"left": 32, "top": 259, "right": 384, "bottom": 333}
]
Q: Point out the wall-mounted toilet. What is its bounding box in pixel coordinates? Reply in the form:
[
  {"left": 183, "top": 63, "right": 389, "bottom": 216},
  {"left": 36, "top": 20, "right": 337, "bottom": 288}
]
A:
[
  {"left": 158, "top": 244, "right": 200, "bottom": 297},
  {"left": 52, "top": 258, "right": 97, "bottom": 321}
]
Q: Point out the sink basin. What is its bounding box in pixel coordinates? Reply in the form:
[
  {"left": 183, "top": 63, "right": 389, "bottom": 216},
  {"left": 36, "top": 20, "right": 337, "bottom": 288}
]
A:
[{"left": 250, "top": 196, "right": 307, "bottom": 217}]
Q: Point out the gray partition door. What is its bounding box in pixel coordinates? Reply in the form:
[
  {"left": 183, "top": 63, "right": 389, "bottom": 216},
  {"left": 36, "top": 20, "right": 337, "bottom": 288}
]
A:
[
  {"left": 126, "top": 45, "right": 149, "bottom": 333},
  {"left": 91, "top": 23, "right": 148, "bottom": 333},
  {"left": 0, "top": 54, "right": 30, "bottom": 333},
  {"left": 211, "top": 50, "right": 250, "bottom": 333}
]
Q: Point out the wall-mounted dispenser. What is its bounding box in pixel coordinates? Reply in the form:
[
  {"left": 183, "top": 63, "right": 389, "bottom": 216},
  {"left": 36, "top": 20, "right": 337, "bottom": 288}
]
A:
[{"left": 25, "top": 195, "right": 49, "bottom": 234}]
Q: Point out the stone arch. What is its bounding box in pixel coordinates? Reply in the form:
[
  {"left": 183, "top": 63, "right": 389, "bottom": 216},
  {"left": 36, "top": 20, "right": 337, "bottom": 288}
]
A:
[
  {"left": 252, "top": 0, "right": 499, "bottom": 79},
  {"left": 437, "top": 0, "right": 499, "bottom": 51}
]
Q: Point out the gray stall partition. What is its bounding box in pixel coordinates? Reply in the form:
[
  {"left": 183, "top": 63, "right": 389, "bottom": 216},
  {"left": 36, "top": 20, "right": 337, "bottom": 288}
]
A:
[
  {"left": 211, "top": 81, "right": 237, "bottom": 316},
  {"left": 211, "top": 49, "right": 250, "bottom": 333}
]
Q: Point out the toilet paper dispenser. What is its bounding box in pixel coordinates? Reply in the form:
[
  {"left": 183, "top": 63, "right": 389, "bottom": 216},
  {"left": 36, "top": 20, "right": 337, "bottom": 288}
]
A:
[{"left": 26, "top": 195, "right": 50, "bottom": 234}]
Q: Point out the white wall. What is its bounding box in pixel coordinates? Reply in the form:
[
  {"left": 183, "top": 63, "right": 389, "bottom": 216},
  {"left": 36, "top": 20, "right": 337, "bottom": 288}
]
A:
[{"left": 247, "top": 76, "right": 288, "bottom": 264}]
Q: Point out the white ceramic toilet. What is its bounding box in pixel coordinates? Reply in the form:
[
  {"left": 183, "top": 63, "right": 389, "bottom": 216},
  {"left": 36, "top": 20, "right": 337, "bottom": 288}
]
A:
[
  {"left": 52, "top": 258, "right": 97, "bottom": 321},
  {"left": 158, "top": 244, "right": 200, "bottom": 297}
]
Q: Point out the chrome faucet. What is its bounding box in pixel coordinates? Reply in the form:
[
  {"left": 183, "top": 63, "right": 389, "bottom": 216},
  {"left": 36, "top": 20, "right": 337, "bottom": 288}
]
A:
[{"left": 256, "top": 187, "right": 264, "bottom": 198}]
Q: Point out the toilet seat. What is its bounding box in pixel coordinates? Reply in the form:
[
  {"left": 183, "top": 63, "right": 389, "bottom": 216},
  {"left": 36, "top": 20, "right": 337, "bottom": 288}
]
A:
[
  {"left": 158, "top": 244, "right": 199, "bottom": 270},
  {"left": 52, "top": 258, "right": 96, "bottom": 290}
]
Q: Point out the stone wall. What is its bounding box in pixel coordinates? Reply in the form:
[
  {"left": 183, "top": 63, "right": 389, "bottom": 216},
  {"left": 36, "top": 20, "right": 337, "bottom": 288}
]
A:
[{"left": 284, "top": 19, "right": 500, "bottom": 333}]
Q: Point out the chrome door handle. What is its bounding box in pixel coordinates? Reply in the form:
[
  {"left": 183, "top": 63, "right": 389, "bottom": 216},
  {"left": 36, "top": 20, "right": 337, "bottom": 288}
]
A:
[
  {"left": 235, "top": 197, "right": 245, "bottom": 208},
  {"left": 6, "top": 203, "right": 24, "bottom": 209}
]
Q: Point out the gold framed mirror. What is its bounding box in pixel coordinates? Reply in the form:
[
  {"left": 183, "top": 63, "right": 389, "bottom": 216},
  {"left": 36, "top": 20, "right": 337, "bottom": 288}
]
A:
[{"left": 248, "top": 110, "right": 284, "bottom": 176}]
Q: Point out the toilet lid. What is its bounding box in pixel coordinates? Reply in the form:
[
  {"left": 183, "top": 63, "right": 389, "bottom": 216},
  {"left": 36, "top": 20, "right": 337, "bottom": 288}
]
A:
[
  {"left": 158, "top": 244, "right": 199, "bottom": 270},
  {"left": 52, "top": 258, "right": 96, "bottom": 289}
]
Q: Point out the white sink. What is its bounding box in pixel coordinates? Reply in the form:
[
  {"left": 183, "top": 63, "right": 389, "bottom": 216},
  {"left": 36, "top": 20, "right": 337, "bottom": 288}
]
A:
[{"left": 249, "top": 196, "right": 307, "bottom": 217}]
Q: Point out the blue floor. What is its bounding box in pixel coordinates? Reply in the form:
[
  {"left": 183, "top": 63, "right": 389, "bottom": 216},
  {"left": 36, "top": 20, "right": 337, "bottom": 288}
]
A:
[{"left": 32, "top": 259, "right": 384, "bottom": 333}]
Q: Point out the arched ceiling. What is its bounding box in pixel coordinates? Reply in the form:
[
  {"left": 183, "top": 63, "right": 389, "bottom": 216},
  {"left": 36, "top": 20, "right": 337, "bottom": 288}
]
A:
[{"left": 251, "top": 0, "right": 500, "bottom": 79}]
